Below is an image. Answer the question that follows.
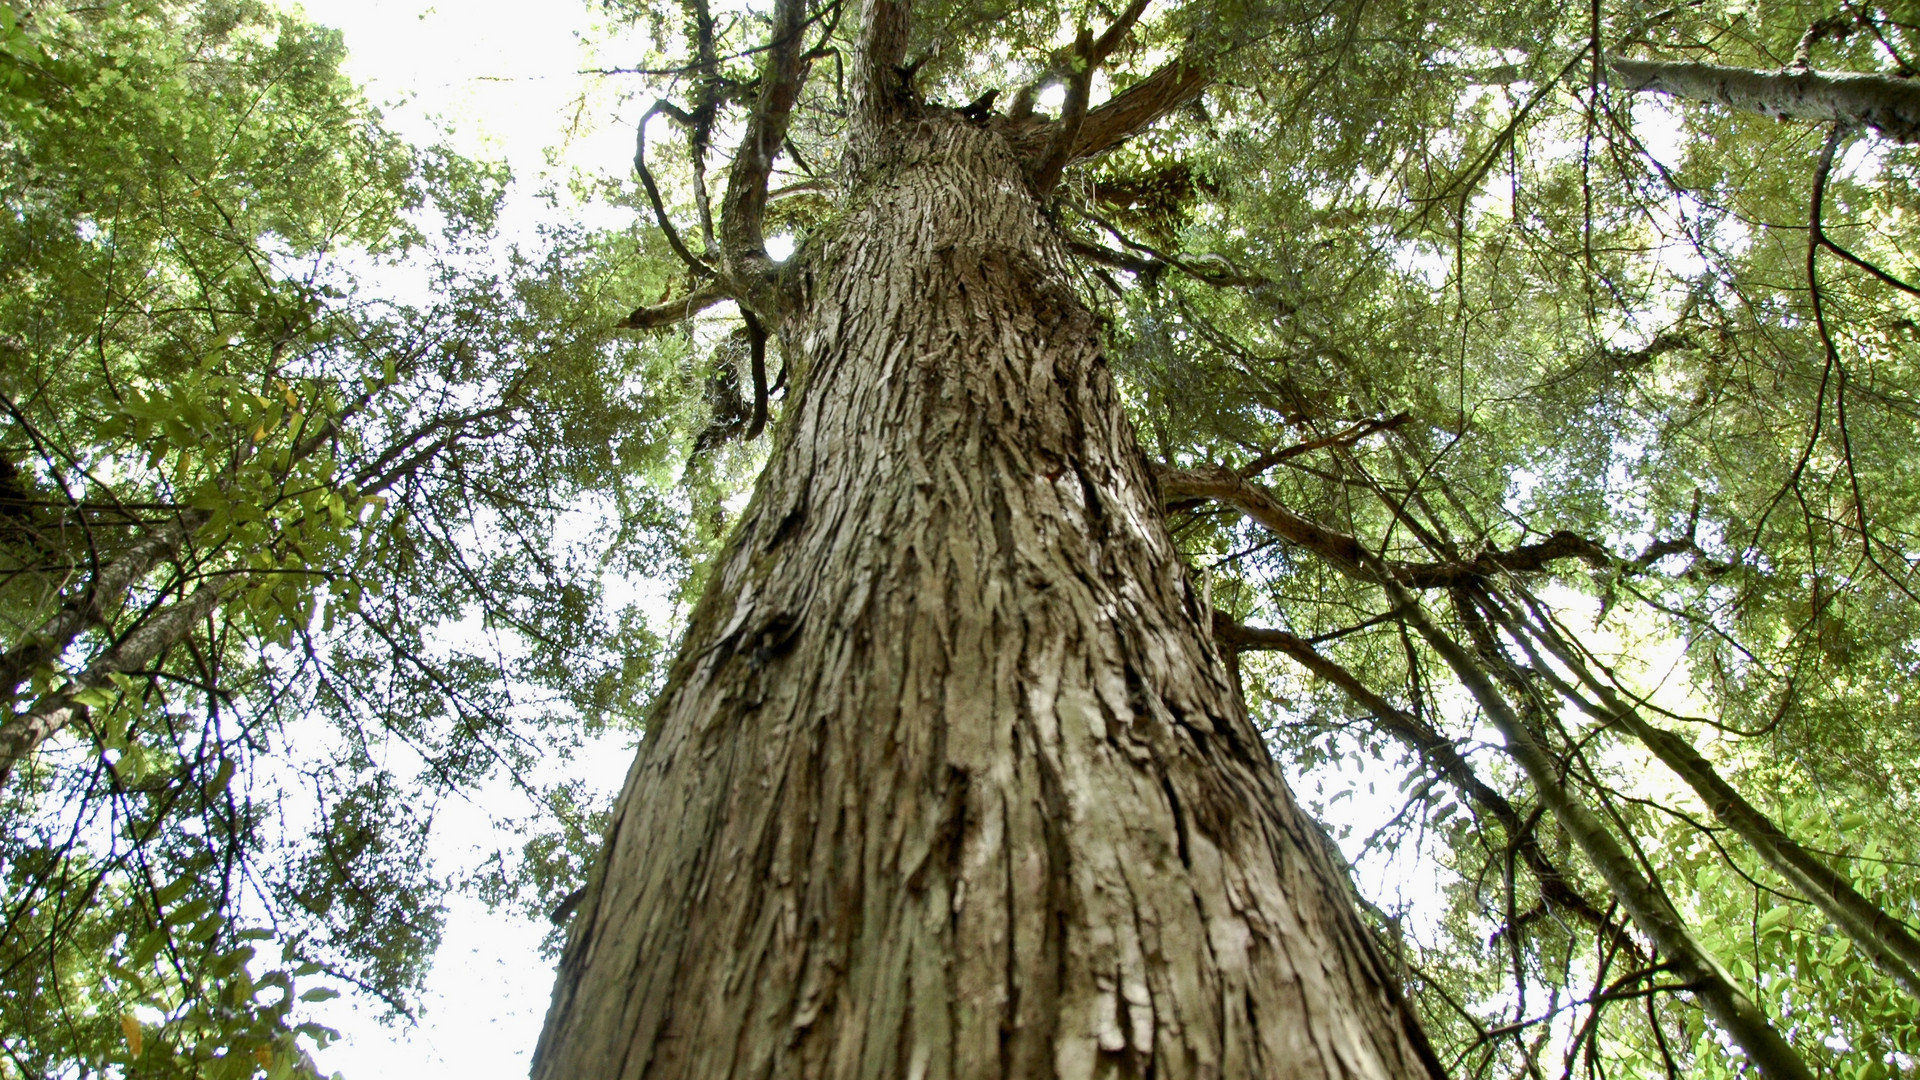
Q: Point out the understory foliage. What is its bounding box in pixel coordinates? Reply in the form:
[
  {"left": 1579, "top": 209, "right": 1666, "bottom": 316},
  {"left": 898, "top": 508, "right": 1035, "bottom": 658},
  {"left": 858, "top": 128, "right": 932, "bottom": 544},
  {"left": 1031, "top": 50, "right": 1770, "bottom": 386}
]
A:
[{"left": 10, "top": 0, "right": 1920, "bottom": 1076}]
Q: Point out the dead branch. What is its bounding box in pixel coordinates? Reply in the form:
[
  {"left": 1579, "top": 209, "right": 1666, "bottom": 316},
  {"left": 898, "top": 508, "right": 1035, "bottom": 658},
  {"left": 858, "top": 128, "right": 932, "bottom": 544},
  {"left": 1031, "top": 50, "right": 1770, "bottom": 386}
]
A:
[{"left": 635, "top": 99, "right": 716, "bottom": 276}]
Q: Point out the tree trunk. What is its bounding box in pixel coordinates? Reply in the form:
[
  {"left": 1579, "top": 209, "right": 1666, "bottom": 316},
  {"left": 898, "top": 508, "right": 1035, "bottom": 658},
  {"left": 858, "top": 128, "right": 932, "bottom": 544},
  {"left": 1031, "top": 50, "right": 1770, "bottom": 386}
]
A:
[{"left": 533, "top": 117, "right": 1441, "bottom": 1079}]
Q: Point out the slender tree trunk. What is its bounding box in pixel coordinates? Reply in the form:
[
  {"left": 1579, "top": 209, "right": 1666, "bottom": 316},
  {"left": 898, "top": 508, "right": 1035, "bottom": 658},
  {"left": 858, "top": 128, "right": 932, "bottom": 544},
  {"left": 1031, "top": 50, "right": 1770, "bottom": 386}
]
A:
[
  {"left": 0, "top": 572, "right": 235, "bottom": 789},
  {"left": 1394, "top": 587, "right": 1814, "bottom": 1080},
  {"left": 533, "top": 118, "right": 1441, "bottom": 1079}
]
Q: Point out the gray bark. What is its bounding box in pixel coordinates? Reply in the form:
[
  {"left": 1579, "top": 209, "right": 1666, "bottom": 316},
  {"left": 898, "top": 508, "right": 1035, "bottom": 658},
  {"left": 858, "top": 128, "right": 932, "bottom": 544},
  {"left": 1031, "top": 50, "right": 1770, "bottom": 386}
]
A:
[
  {"left": 1611, "top": 58, "right": 1920, "bottom": 142},
  {"left": 533, "top": 118, "right": 1442, "bottom": 1079},
  {"left": 0, "top": 511, "right": 207, "bottom": 710},
  {"left": 0, "top": 573, "right": 234, "bottom": 789}
]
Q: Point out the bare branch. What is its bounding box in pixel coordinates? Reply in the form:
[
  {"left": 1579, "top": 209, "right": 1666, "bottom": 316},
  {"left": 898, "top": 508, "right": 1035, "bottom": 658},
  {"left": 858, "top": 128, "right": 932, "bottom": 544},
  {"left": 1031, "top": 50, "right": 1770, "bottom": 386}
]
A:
[
  {"left": 1611, "top": 57, "right": 1920, "bottom": 142},
  {"left": 1239, "top": 413, "right": 1412, "bottom": 480},
  {"left": 1213, "top": 609, "right": 1644, "bottom": 956},
  {"left": 1158, "top": 464, "right": 1610, "bottom": 588},
  {"left": 1392, "top": 587, "right": 1816, "bottom": 1080},
  {"left": 634, "top": 99, "right": 715, "bottom": 277},
  {"left": 619, "top": 280, "right": 732, "bottom": 330}
]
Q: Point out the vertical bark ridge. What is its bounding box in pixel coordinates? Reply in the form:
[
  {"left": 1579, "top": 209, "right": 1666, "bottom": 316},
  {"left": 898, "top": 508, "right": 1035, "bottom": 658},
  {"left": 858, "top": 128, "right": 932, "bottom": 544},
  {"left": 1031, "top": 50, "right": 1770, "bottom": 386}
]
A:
[{"left": 533, "top": 117, "right": 1439, "bottom": 1080}]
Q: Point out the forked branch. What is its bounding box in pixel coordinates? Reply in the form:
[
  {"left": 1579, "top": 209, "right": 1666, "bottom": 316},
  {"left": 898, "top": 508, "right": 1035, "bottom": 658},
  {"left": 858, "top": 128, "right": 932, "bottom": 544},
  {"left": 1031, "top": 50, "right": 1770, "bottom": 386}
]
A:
[
  {"left": 635, "top": 99, "right": 715, "bottom": 277},
  {"left": 1030, "top": 0, "right": 1152, "bottom": 191}
]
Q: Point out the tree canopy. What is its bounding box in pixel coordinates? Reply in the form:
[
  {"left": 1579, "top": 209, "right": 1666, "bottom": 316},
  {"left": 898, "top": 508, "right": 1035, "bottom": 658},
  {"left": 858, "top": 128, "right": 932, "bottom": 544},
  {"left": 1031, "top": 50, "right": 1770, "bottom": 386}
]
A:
[{"left": 7, "top": 0, "right": 1920, "bottom": 1076}]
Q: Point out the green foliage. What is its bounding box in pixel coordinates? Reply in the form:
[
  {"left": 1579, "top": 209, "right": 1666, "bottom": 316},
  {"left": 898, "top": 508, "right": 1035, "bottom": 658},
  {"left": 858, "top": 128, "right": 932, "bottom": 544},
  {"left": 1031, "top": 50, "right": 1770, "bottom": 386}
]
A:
[
  {"left": 0, "top": 1, "right": 722, "bottom": 1075},
  {"left": 580, "top": 0, "right": 1920, "bottom": 1067}
]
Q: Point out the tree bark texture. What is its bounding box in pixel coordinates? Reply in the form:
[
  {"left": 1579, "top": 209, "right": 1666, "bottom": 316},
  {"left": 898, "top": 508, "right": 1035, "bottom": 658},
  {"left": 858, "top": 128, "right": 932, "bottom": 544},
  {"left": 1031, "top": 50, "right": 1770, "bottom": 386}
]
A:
[{"left": 533, "top": 117, "right": 1441, "bottom": 1080}]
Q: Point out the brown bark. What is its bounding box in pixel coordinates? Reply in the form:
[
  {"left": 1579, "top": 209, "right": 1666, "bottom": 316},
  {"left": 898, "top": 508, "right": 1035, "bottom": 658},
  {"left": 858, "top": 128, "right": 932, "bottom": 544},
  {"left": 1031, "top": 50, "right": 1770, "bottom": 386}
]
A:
[
  {"left": 533, "top": 118, "right": 1441, "bottom": 1079},
  {"left": 0, "top": 511, "right": 206, "bottom": 710}
]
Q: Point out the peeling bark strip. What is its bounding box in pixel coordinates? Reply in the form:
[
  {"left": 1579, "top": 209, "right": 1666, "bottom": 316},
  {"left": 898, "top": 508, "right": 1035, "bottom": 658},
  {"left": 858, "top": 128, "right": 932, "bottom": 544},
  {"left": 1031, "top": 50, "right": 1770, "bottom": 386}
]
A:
[
  {"left": 534, "top": 120, "right": 1441, "bottom": 1079},
  {"left": 1610, "top": 58, "right": 1920, "bottom": 143}
]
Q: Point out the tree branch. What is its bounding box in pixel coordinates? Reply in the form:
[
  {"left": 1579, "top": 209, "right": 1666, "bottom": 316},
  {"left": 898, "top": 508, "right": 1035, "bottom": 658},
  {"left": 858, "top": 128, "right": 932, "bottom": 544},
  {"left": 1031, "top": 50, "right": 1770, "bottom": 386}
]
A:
[
  {"left": 1239, "top": 413, "right": 1412, "bottom": 480},
  {"left": 0, "top": 574, "right": 238, "bottom": 792},
  {"left": 720, "top": 0, "right": 812, "bottom": 295},
  {"left": 634, "top": 99, "right": 715, "bottom": 276},
  {"left": 1213, "top": 610, "right": 1643, "bottom": 956},
  {"left": 1494, "top": 590, "right": 1920, "bottom": 1001},
  {"left": 619, "top": 279, "right": 731, "bottom": 330},
  {"left": 1610, "top": 57, "right": 1920, "bottom": 142},
  {"left": 1067, "top": 56, "right": 1212, "bottom": 162},
  {"left": 1391, "top": 586, "right": 1815, "bottom": 1080},
  {"left": 742, "top": 308, "right": 771, "bottom": 441},
  {"left": 1157, "top": 464, "right": 1611, "bottom": 588}
]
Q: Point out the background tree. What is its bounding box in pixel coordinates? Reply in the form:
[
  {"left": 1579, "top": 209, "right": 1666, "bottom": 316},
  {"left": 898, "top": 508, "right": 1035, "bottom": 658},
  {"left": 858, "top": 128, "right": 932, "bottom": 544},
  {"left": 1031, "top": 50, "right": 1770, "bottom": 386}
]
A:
[{"left": 0, "top": 2, "right": 695, "bottom": 1075}]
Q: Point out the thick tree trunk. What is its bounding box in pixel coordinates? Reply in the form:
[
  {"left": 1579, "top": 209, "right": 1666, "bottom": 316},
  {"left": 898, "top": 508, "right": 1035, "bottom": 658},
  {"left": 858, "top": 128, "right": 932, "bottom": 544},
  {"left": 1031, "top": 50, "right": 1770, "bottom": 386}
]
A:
[{"left": 533, "top": 118, "right": 1440, "bottom": 1079}]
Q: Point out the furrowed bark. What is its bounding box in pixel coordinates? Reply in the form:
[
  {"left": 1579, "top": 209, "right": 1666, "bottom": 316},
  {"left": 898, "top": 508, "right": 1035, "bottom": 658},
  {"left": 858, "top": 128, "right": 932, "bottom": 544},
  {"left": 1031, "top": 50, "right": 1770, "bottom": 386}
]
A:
[
  {"left": 1390, "top": 585, "right": 1816, "bottom": 1080},
  {"left": 849, "top": 0, "right": 912, "bottom": 135},
  {"left": 534, "top": 116, "right": 1442, "bottom": 1080},
  {"left": 1610, "top": 57, "right": 1920, "bottom": 142},
  {"left": 1497, "top": 594, "right": 1920, "bottom": 1000},
  {"left": 0, "top": 574, "right": 234, "bottom": 790}
]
